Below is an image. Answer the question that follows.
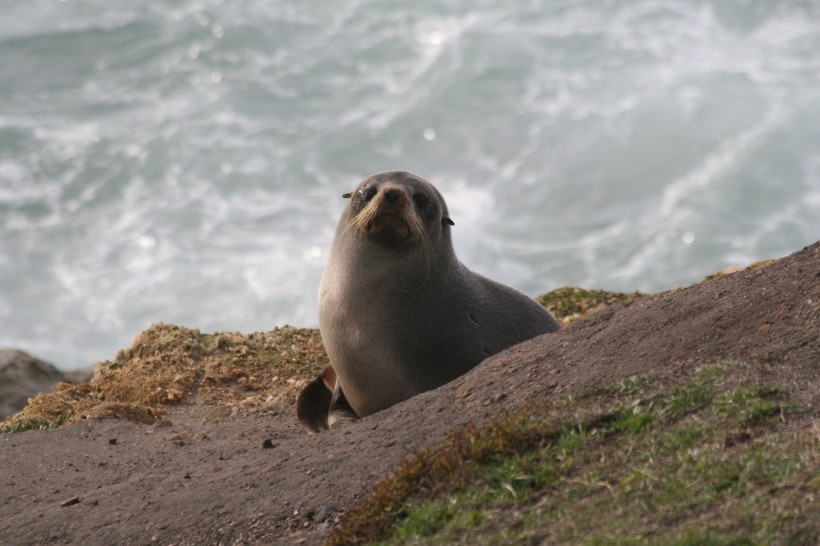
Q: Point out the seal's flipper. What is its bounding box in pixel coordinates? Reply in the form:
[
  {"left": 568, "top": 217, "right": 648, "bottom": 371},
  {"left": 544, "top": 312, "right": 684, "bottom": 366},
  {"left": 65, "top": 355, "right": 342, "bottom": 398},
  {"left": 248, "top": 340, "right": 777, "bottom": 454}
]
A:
[
  {"left": 296, "top": 365, "right": 337, "bottom": 434},
  {"left": 296, "top": 375, "right": 331, "bottom": 433},
  {"left": 328, "top": 381, "right": 359, "bottom": 429}
]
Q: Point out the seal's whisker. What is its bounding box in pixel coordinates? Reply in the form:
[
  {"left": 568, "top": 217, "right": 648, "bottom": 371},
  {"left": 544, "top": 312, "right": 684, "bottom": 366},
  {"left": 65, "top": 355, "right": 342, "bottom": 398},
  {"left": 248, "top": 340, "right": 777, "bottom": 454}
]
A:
[
  {"left": 341, "top": 196, "right": 380, "bottom": 241},
  {"left": 403, "top": 210, "right": 435, "bottom": 292}
]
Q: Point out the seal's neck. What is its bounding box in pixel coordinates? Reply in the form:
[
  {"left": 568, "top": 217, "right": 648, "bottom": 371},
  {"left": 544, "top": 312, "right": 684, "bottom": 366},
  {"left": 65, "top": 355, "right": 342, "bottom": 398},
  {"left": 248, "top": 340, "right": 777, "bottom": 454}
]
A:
[{"left": 334, "top": 232, "right": 455, "bottom": 291}]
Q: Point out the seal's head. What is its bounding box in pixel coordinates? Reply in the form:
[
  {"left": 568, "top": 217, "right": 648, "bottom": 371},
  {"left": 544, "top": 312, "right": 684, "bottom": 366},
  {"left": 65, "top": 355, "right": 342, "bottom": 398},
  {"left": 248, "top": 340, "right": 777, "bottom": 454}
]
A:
[{"left": 341, "top": 171, "right": 454, "bottom": 253}]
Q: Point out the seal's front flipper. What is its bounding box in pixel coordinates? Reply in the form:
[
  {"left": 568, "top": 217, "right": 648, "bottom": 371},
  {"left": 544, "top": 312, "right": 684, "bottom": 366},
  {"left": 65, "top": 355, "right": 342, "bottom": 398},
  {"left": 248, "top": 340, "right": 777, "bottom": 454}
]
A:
[
  {"left": 296, "top": 375, "right": 331, "bottom": 433},
  {"left": 328, "top": 381, "right": 359, "bottom": 429},
  {"left": 296, "top": 365, "right": 336, "bottom": 434}
]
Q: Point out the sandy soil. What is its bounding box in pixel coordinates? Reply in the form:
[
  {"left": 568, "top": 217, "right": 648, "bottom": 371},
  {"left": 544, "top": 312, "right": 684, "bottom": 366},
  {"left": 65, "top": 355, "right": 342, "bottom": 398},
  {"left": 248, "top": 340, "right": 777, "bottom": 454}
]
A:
[{"left": 1, "top": 242, "right": 817, "bottom": 546}]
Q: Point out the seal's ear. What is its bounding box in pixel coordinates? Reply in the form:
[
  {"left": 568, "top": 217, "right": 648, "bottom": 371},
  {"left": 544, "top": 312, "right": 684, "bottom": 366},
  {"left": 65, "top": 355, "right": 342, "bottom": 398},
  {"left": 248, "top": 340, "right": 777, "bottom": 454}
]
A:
[
  {"left": 342, "top": 192, "right": 352, "bottom": 198},
  {"left": 442, "top": 216, "right": 455, "bottom": 226}
]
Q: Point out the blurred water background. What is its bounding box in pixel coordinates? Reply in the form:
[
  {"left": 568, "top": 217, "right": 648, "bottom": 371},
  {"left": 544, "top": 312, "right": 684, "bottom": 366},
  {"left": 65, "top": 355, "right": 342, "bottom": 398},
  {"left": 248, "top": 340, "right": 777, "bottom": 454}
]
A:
[{"left": 1, "top": 0, "right": 819, "bottom": 370}]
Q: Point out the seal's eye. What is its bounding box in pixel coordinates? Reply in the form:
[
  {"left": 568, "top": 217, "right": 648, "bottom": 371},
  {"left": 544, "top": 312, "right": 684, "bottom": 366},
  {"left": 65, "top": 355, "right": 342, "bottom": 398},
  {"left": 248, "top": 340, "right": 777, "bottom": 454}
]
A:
[
  {"left": 361, "top": 187, "right": 377, "bottom": 201},
  {"left": 413, "top": 193, "right": 429, "bottom": 208}
]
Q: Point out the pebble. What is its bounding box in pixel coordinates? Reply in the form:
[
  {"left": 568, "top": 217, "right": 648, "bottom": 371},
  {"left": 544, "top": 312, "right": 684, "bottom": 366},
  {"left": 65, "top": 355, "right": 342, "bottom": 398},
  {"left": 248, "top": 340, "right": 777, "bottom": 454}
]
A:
[{"left": 61, "top": 496, "right": 81, "bottom": 507}]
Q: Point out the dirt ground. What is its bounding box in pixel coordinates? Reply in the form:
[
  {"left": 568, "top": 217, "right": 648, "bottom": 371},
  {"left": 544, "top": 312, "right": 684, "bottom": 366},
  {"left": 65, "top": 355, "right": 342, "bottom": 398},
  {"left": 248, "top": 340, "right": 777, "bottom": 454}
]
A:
[{"left": 1, "top": 242, "right": 817, "bottom": 546}]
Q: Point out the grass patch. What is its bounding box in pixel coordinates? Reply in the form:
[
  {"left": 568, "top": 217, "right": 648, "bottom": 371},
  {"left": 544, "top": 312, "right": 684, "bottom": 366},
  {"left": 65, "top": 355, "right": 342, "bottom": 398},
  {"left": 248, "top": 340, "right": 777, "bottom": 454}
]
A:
[
  {"left": 610, "top": 402, "right": 655, "bottom": 434},
  {"left": 1, "top": 323, "right": 330, "bottom": 431},
  {"left": 663, "top": 364, "right": 726, "bottom": 419},
  {"left": 536, "top": 288, "right": 645, "bottom": 326},
  {"left": 1, "top": 414, "right": 68, "bottom": 434},
  {"left": 330, "top": 364, "right": 818, "bottom": 545}
]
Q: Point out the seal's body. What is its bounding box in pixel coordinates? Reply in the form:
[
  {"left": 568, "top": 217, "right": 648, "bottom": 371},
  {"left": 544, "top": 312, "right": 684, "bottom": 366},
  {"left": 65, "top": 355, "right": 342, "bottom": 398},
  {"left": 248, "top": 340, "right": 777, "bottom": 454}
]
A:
[{"left": 297, "top": 171, "right": 560, "bottom": 432}]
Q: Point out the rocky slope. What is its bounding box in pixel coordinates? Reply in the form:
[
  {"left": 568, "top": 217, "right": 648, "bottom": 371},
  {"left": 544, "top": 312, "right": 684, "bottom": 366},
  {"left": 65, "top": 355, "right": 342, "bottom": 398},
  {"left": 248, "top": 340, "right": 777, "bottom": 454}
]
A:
[{"left": 0, "top": 242, "right": 817, "bottom": 545}]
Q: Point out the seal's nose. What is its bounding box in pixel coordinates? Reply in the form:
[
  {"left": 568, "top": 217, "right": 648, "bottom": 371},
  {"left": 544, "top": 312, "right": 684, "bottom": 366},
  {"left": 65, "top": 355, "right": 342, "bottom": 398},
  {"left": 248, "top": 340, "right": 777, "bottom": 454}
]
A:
[{"left": 384, "top": 188, "right": 401, "bottom": 203}]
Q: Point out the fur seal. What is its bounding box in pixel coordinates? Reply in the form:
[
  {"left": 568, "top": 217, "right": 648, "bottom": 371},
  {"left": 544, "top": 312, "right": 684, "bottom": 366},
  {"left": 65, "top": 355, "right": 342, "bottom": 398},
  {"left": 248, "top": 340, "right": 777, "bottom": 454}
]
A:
[{"left": 297, "top": 171, "right": 560, "bottom": 433}]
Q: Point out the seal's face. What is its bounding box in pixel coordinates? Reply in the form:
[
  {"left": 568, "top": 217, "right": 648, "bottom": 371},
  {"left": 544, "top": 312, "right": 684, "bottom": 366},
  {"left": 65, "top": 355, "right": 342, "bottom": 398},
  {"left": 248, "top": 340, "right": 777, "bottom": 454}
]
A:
[{"left": 343, "top": 171, "right": 454, "bottom": 251}]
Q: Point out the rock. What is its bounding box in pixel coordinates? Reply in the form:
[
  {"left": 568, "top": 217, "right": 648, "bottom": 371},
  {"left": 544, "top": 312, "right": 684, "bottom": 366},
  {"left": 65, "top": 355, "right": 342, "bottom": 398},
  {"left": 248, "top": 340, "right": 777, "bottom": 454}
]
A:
[
  {"left": 0, "top": 350, "right": 66, "bottom": 419},
  {"left": 60, "top": 496, "right": 81, "bottom": 507}
]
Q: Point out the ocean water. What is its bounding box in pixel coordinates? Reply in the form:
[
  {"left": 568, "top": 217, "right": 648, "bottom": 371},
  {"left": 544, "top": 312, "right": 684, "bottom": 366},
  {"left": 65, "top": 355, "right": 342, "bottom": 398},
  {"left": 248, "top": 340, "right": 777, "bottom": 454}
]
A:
[{"left": 1, "top": 0, "right": 818, "bottom": 370}]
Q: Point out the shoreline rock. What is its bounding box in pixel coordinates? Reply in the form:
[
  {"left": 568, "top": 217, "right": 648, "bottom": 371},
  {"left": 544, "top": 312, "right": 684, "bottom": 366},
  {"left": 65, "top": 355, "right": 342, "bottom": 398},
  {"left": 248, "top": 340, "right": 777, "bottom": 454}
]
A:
[
  {"left": 0, "top": 350, "right": 67, "bottom": 419},
  {"left": 0, "top": 242, "right": 815, "bottom": 545}
]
